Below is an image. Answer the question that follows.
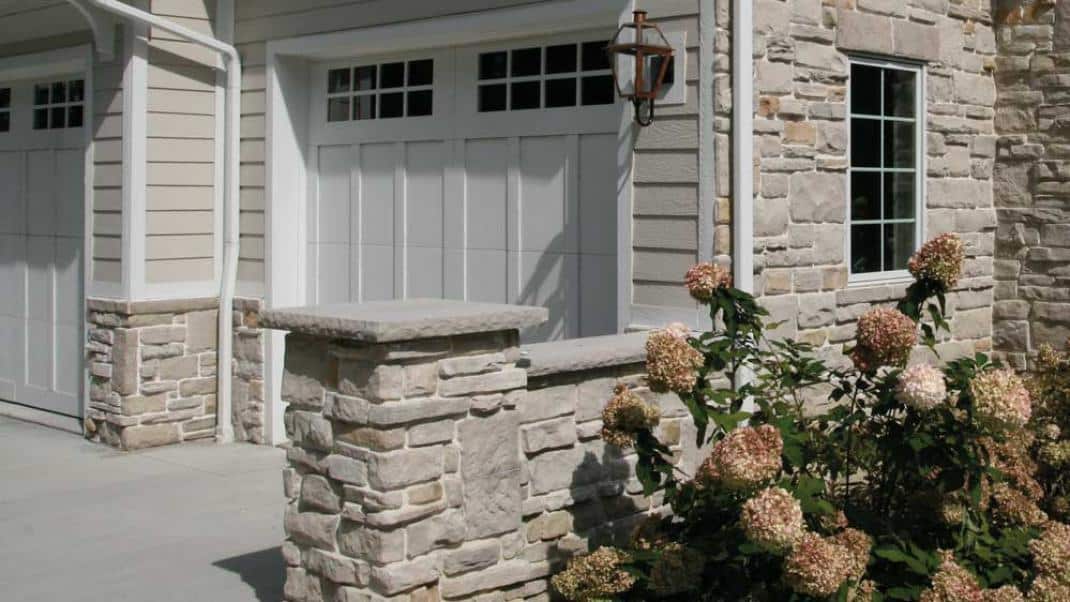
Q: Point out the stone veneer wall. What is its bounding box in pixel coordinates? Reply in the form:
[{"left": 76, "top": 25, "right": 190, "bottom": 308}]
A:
[
  {"left": 992, "top": 2, "right": 1070, "bottom": 369},
  {"left": 273, "top": 323, "right": 697, "bottom": 602},
  {"left": 85, "top": 298, "right": 219, "bottom": 449},
  {"left": 234, "top": 297, "right": 267, "bottom": 443},
  {"left": 747, "top": 0, "right": 998, "bottom": 362}
]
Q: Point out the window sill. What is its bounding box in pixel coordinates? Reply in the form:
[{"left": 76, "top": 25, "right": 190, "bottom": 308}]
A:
[{"left": 847, "top": 271, "right": 912, "bottom": 289}]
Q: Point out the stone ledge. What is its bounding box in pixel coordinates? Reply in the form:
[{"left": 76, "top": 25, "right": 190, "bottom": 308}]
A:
[
  {"left": 87, "top": 296, "right": 219, "bottom": 315},
  {"left": 520, "top": 332, "right": 648, "bottom": 378},
  {"left": 261, "top": 299, "right": 547, "bottom": 343}
]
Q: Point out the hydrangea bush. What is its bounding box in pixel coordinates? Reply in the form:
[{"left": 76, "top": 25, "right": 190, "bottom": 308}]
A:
[{"left": 551, "top": 233, "right": 1070, "bottom": 601}]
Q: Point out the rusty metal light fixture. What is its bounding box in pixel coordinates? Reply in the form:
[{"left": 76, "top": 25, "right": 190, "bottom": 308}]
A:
[{"left": 606, "top": 10, "right": 675, "bottom": 127}]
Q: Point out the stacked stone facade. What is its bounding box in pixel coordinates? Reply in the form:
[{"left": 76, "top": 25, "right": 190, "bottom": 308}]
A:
[
  {"left": 743, "top": 0, "right": 998, "bottom": 363},
  {"left": 233, "top": 297, "right": 268, "bottom": 443},
  {"left": 270, "top": 310, "right": 698, "bottom": 602},
  {"left": 84, "top": 298, "right": 219, "bottom": 450},
  {"left": 993, "top": 2, "right": 1070, "bottom": 368}
]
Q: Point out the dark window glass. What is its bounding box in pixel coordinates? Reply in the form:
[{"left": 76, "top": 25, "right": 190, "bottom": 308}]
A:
[
  {"left": 68, "top": 105, "right": 84, "bottom": 128},
  {"left": 884, "top": 69, "right": 915, "bottom": 118},
  {"left": 884, "top": 223, "right": 915, "bottom": 271},
  {"left": 50, "top": 106, "right": 66, "bottom": 129},
  {"left": 851, "top": 64, "right": 881, "bottom": 116},
  {"left": 0, "top": 88, "right": 10, "bottom": 109},
  {"left": 353, "top": 66, "right": 376, "bottom": 92},
  {"left": 327, "top": 97, "right": 350, "bottom": 122},
  {"left": 408, "top": 59, "right": 434, "bottom": 86},
  {"left": 380, "top": 63, "right": 405, "bottom": 89},
  {"left": 650, "top": 55, "right": 674, "bottom": 88},
  {"left": 884, "top": 121, "right": 914, "bottom": 168},
  {"left": 581, "top": 41, "right": 610, "bottom": 71},
  {"left": 479, "top": 52, "right": 508, "bottom": 80},
  {"left": 511, "top": 81, "right": 540, "bottom": 110},
  {"left": 407, "top": 90, "right": 433, "bottom": 116},
  {"left": 851, "top": 118, "right": 881, "bottom": 167},
  {"left": 478, "top": 84, "right": 507, "bottom": 112},
  {"left": 328, "top": 68, "right": 351, "bottom": 94},
  {"left": 581, "top": 75, "right": 615, "bottom": 105},
  {"left": 851, "top": 172, "right": 881, "bottom": 221},
  {"left": 546, "top": 44, "right": 577, "bottom": 74},
  {"left": 884, "top": 172, "right": 915, "bottom": 219},
  {"left": 851, "top": 225, "right": 882, "bottom": 274},
  {"left": 353, "top": 95, "right": 375, "bottom": 120},
  {"left": 545, "top": 78, "right": 577, "bottom": 108},
  {"left": 51, "top": 81, "right": 67, "bottom": 103},
  {"left": 0, "top": 112, "right": 9, "bottom": 132},
  {"left": 34, "top": 84, "right": 49, "bottom": 106},
  {"left": 511, "top": 47, "right": 541, "bottom": 77},
  {"left": 380, "top": 92, "right": 404, "bottom": 118},
  {"left": 68, "top": 79, "right": 85, "bottom": 103},
  {"left": 33, "top": 108, "right": 48, "bottom": 129}
]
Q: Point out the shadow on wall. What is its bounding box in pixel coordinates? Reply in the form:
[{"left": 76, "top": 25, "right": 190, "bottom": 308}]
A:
[{"left": 213, "top": 547, "right": 286, "bottom": 602}]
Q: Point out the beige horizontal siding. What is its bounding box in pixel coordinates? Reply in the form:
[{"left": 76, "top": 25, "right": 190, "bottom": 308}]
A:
[
  {"left": 145, "top": 0, "right": 217, "bottom": 285},
  {"left": 0, "top": 3, "right": 88, "bottom": 47},
  {"left": 92, "top": 27, "right": 124, "bottom": 285}
]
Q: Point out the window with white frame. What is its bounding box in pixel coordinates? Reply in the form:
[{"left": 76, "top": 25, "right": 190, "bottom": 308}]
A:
[
  {"left": 33, "top": 79, "right": 85, "bottom": 130},
  {"left": 326, "top": 58, "right": 434, "bottom": 122},
  {"left": 477, "top": 40, "right": 615, "bottom": 112},
  {"left": 848, "top": 59, "right": 922, "bottom": 278},
  {"left": 0, "top": 87, "right": 9, "bottom": 132}
]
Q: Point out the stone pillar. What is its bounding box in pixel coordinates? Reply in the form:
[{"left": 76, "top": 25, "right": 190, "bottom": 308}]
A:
[{"left": 263, "top": 301, "right": 547, "bottom": 601}]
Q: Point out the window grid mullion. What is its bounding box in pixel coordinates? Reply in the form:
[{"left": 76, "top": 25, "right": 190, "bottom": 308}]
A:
[{"left": 878, "top": 68, "right": 886, "bottom": 272}]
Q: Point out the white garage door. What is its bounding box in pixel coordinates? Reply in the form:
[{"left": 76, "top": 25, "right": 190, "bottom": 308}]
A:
[
  {"left": 0, "top": 76, "right": 86, "bottom": 417},
  {"left": 307, "top": 33, "right": 624, "bottom": 342}
]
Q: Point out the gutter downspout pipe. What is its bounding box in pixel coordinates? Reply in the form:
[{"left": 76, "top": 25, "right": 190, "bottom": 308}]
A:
[
  {"left": 86, "top": 0, "right": 240, "bottom": 442},
  {"left": 732, "top": 0, "right": 755, "bottom": 404}
]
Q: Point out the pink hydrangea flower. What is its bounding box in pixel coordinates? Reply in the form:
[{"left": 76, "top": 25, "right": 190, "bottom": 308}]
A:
[
  {"left": 646, "top": 323, "right": 703, "bottom": 394},
  {"left": 1029, "top": 521, "right": 1070, "bottom": 583},
  {"left": 740, "top": 487, "right": 805, "bottom": 553},
  {"left": 783, "top": 533, "right": 855, "bottom": 598},
  {"left": 684, "top": 262, "right": 732, "bottom": 302},
  {"left": 698, "top": 424, "right": 783, "bottom": 490},
  {"left": 909, "top": 233, "right": 966, "bottom": 290},
  {"left": 601, "top": 384, "right": 661, "bottom": 448},
  {"left": 982, "top": 586, "right": 1026, "bottom": 602},
  {"left": 896, "top": 364, "right": 948, "bottom": 411},
  {"left": 851, "top": 307, "right": 918, "bottom": 372},
  {"left": 969, "top": 369, "right": 1032, "bottom": 430},
  {"left": 919, "top": 551, "right": 983, "bottom": 602}
]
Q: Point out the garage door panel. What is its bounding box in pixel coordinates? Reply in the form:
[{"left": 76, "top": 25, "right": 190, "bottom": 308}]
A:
[
  {"left": 517, "top": 250, "right": 578, "bottom": 342},
  {"left": 55, "top": 237, "right": 82, "bottom": 325},
  {"left": 314, "top": 242, "right": 350, "bottom": 304},
  {"left": 466, "top": 249, "right": 507, "bottom": 304},
  {"left": 360, "top": 244, "right": 395, "bottom": 301},
  {"left": 56, "top": 149, "right": 85, "bottom": 238},
  {"left": 316, "top": 145, "right": 352, "bottom": 245},
  {"left": 0, "top": 234, "right": 24, "bottom": 317},
  {"left": 55, "top": 323, "right": 81, "bottom": 397},
  {"left": 579, "top": 133, "right": 618, "bottom": 256},
  {"left": 0, "top": 316, "right": 19, "bottom": 399},
  {"left": 26, "top": 150, "right": 56, "bottom": 237},
  {"left": 25, "top": 236, "right": 54, "bottom": 323},
  {"left": 407, "top": 246, "right": 444, "bottom": 298},
  {"left": 519, "top": 136, "right": 573, "bottom": 254},
  {"left": 25, "top": 318, "right": 53, "bottom": 393},
  {"left": 579, "top": 253, "right": 618, "bottom": 338},
  {"left": 0, "top": 152, "right": 25, "bottom": 235},
  {"left": 405, "top": 141, "right": 446, "bottom": 247},
  {"left": 464, "top": 139, "right": 508, "bottom": 251},
  {"left": 359, "top": 143, "right": 398, "bottom": 248}
]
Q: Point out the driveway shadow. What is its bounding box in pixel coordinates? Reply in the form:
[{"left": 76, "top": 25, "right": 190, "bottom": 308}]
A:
[{"left": 213, "top": 547, "right": 285, "bottom": 601}]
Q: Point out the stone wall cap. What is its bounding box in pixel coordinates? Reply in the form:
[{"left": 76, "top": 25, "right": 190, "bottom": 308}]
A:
[
  {"left": 521, "top": 331, "right": 649, "bottom": 378},
  {"left": 260, "top": 299, "right": 548, "bottom": 342}
]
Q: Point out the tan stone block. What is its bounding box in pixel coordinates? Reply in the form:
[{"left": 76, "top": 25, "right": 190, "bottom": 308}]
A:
[
  {"left": 120, "top": 423, "right": 181, "bottom": 450},
  {"left": 112, "top": 329, "right": 139, "bottom": 396},
  {"left": 404, "top": 362, "right": 439, "bottom": 397},
  {"left": 408, "top": 481, "right": 444, "bottom": 505},
  {"left": 121, "top": 393, "right": 167, "bottom": 416},
  {"left": 158, "top": 355, "right": 199, "bottom": 381},
  {"left": 784, "top": 121, "right": 817, "bottom": 145},
  {"left": 334, "top": 424, "right": 406, "bottom": 451},
  {"left": 186, "top": 310, "right": 218, "bottom": 353}
]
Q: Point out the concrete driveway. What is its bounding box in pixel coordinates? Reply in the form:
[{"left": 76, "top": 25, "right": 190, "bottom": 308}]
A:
[{"left": 0, "top": 415, "right": 286, "bottom": 601}]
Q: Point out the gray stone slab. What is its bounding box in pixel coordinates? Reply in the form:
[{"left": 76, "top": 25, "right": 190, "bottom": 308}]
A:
[
  {"left": 520, "top": 332, "right": 649, "bottom": 378},
  {"left": 261, "top": 299, "right": 547, "bottom": 343}
]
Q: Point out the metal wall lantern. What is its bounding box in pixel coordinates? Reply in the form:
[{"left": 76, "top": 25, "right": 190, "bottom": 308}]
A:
[{"left": 606, "top": 10, "right": 675, "bottom": 127}]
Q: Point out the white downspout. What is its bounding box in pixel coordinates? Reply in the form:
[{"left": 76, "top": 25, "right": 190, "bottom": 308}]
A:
[
  {"left": 732, "top": 0, "right": 754, "bottom": 294},
  {"left": 86, "top": 0, "right": 240, "bottom": 443}
]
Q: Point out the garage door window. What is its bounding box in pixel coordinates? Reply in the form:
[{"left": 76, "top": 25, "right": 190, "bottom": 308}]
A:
[
  {"left": 327, "top": 59, "right": 434, "bottom": 122},
  {"left": 32, "top": 79, "right": 84, "bottom": 130},
  {"left": 0, "top": 88, "right": 9, "bottom": 132},
  {"left": 477, "top": 40, "right": 614, "bottom": 112}
]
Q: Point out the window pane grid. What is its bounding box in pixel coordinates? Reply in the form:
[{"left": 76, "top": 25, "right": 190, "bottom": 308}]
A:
[
  {"left": 849, "top": 63, "right": 919, "bottom": 277},
  {"left": 32, "top": 79, "right": 85, "bottom": 130},
  {"left": 477, "top": 40, "right": 613, "bottom": 113},
  {"left": 327, "top": 60, "right": 434, "bottom": 122},
  {"left": 0, "top": 87, "right": 9, "bottom": 133}
]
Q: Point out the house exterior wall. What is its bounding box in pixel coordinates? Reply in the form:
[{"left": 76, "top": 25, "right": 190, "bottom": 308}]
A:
[
  {"left": 144, "top": 0, "right": 219, "bottom": 285},
  {"left": 993, "top": 3, "right": 1070, "bottom": 369},
  {"left": 745, "top": 0, "right": 998, "bottom": 365}
]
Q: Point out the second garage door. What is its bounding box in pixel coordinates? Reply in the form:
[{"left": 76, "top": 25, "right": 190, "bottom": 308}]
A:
[{"left": 306, "top": 33, "right": 624, "bottom": 342}]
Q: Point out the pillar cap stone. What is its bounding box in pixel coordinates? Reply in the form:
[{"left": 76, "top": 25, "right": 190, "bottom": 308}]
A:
[{"left": 261, "top": 299, "right": 548, "bottom": 343}]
